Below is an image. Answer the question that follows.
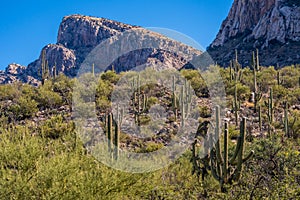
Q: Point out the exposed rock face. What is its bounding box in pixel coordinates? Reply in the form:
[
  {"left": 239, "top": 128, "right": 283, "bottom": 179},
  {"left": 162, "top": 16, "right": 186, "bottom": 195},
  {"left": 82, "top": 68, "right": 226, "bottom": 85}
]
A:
[
  {"left": 0, "top": 63, "right": 26, "bottom": 84},
  {"left": 1, "top": 14, "right": 201, "bottom": 84},
  {"left": 26, "top": 44, "right": 77, "bottom": 77},
  {"left": 208, "top": 0, "right": 300, "bottom": 67}
]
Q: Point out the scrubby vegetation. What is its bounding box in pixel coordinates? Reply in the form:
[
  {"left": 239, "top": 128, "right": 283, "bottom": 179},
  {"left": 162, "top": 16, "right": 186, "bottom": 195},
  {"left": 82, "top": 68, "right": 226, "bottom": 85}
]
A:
[{"left": 0, "top": 58, "right": 300, "bottom": 198}]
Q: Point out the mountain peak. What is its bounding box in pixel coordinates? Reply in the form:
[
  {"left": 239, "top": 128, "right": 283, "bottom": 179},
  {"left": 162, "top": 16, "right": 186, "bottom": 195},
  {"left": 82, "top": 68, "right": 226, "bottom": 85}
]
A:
[
  {"left": 208, "top": 0, "right": 300, "bottom": 67},
  {"left": 0, "top": 14, "right": 201, "bottom": 85}
]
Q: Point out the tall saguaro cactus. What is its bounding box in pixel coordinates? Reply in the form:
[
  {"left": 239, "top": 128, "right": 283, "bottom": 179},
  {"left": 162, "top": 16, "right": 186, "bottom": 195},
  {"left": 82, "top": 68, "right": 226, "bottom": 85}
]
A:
[
  {"left": 131, "top": 75, "right": 148, "bottom": 126},
  {"left": 107, "top": 112, "right": 113, "bottom": 158},
  {"left": 105, "top": 106, "right": 124, "bottom": 160},
  {"left": 192, "top": 106, "right": 254, "bottom": 192},
  {"left": 232, "top": 50, "right": 242, "bottom": 126},
  {"left": 251, "top": 51, "right": 262, "bottom": 112},
  {"left": 284, "top": 102, "right": 289, "bottom": 138},
  {"left": 256, "top": 48, "right": 260, "bottom": 71},
  {"left": 114, "top": 105, "right": 123, "bottom": 160},
  {"left": 179, "top": 79, "right": 192, "bottom": 127},
  {"left": 172, "top": 76, "right": 178, "bottom": 120},
  {"left": 40, "top": 49, "right": 50, "bottom": 85},
  {"left": 265, "top": 88, "right": 274, "bottom": 135}
]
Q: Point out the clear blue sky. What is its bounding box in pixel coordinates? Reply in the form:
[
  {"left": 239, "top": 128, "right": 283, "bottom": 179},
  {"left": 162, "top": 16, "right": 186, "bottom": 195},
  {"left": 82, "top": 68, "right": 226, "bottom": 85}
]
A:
[{"left": 0, "top": 0, "right": 233, "bottom": 69}]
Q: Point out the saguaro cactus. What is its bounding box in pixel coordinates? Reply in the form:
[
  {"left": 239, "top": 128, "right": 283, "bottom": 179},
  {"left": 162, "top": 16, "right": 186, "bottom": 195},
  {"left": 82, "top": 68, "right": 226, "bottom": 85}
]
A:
[
  {"left": 114, "top": 105, "right": 124, "bottom": 160},
  {"left": 265, "top": 87, "right": 274, "bottom": 135},
  {"left": 92, "top": 63, "right": 95, "bottom": 76},
  {"left": 105, "top": 106, "right": 124, "bottom": 160},
  {"left": 284, "top": 102, "right": 289, "bottom": 138},
  {"left": 179, "top": 79, "right": 192, "bottom": 127},
  {"left": 40, "top": 49, "right": 50, "bottom": 85},
  {"left": 252, "top": 51, "right": 262, "bottom": 112},
  {"left": 192, "top": 106, "right": 254, "bottom": 192},
  {"left": 277, "top": 70, "right": 283, "bottom": 85},
  {"left": 52, "top": 62, "right": 57, "bottom": 79},
  {"left": 232, "top": 50, "right": 242, "bottom": 125},
  {"left": 256, "top": 48, "right": 260, "bottom": 71},
  {"left": 107, "top": 112, "right": 113, "bottom": 157},
  {"left": 131, "top": 75, "right": 148, "bottom": 126},
  {"left": 172, "top": 76, "right": 178, "bottom": 120}
]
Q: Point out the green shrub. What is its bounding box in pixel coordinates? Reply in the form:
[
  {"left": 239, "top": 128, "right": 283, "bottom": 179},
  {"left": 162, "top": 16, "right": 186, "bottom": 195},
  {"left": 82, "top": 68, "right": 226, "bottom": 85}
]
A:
[
  {"left": 227, "top": 82, "right": 251, "bottom": 101},
  {"left": 40, "top": 115, "right": 74, "bottom": 139},
  {"left": 53, "top": 74, "right": 74, "bottom": 105},
  {"left": 146, "top": 96, "right": 159, "bottom": 109},
  {"left": 198, "top": 105, "right": 211, "bottom": 118},
  {"left": 101, "top": 70, "right": 120, "bottom": 84},
  {"left": 8, "top": 96, "right": 38, "bottom": 120},
  {"left": 37, "top": 83, "right": 63, "bottom": 109},
  {"left": 0, "top": 83, "right": 21, "bottom": 101},
  {"left": 136, "top": 141, "right": 164, "bottom": 153},
  {"left": 257, "top": 67, "right": 277, "bottom": 92}
]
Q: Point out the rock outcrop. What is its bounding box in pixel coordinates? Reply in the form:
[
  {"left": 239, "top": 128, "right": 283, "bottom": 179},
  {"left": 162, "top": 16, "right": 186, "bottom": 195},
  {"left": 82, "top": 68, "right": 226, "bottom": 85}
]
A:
[
  {"left": 0, "top": 14, "right": 202, "bottom": 84},
  {"left": 208, "top": 0, "right": 300, "bottom": 67}
]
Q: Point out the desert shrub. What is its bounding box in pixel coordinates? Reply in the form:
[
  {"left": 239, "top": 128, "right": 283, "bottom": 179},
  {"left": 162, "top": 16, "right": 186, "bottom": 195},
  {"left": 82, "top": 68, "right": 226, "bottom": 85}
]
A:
[
  {"left": 227, "top": 82, "right": 251, "bottom": 101},
  {"left": 257, "top": 67, "right": 277, "bottom": 92},
  {"left": 36, "top": 82, "right": 63, "bottom": 109},
  {"left": 180, "top": 69, "right": 208, "bottom": 97},
  {"left": 0, "top": 83, "right": 21, "bottom": 101},
  {"left": 96, "top": 79, "right": 112, "bottom": 98},
  {"left": 198, "top": 105, "right": 211, "bottom": 118},
  {"left": 146, "top": 96, "right": 159, "bottom": 109},
  {"left": 279, "top": 66, "right": 300, "bottom": 88},
  {"left": 52, "top": 74, "right": 74, "bottom": 105},
  {"left": 287, "top": 88, "right": 300, "bottom": 105},
  {"left": 272, "top": 85, "right": 289, "bottom": 101},
  {"left": 236, "top": 137, "right": 300, "bottom": 199},
  {"left": 20, "top": 84, "right": 38, "bottom": 99},
  {"left": 136, "top": 141, "right": 164, "bottom": 153},
  {"left": 139, "top": 115, "right": 151, "bottom": 125},
  {"left": 240, "top": 67, "right": 254, "bottom": 89},
  {"left": 8, "top": 96, "right": 38, "bottom": 120},
  {"left": 101, "top": 70, "right": 120, "bottom": 84},
  {"left": 288, "top": 110, "right": 300, "bottom": 139},
  {"left": 40, "top": 115, "right": 74, "bottom": 139},
  {"left": 95, "top": 96, "right": 111, "bottom": 111}
]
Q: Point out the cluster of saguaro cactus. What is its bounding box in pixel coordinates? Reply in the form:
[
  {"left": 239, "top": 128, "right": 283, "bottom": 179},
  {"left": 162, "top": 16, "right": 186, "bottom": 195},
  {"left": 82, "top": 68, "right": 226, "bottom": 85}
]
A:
[
  {"left": 192, "top": 106, "right": 254, "bottom": 192},
  {"left": 40, "top": 49, "right": 59, "bottom": 84},
  {"left": 229, "top": 50, "right": 243, "bottom": 82},
  {"left": 105, "top": 105, "right": 124, "bottom": 160},
  {"left": 179, "top": 79, "right": 192, "bottom": 127},
  {"left": 131, "top": 75, "right": 148, "bottom": 126}
]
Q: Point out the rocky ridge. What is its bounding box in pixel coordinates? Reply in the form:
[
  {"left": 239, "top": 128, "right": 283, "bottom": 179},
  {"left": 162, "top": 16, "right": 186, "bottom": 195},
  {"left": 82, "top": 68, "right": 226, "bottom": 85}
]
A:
[
  {"left": 0, "top": 14, "right": 202, "bottom": 84},
  {"left": 208, "top": 0, "right": 300, "bottom": 67}
]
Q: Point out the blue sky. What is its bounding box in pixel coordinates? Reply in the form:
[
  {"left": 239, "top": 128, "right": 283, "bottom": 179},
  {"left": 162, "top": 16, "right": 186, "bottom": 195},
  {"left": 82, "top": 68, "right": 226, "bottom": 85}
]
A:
[{"left": 0, "top": 0, "right": 233, "bottom": 69}]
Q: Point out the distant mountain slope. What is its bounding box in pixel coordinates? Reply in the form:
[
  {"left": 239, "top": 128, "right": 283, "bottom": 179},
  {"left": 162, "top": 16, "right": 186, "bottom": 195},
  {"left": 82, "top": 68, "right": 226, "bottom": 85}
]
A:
[
  {"left": 0, "top": 14, "right": 202, "bottom": 84},
  {"left": 207, "top": 0, "right": 300, "bottom": 67}
]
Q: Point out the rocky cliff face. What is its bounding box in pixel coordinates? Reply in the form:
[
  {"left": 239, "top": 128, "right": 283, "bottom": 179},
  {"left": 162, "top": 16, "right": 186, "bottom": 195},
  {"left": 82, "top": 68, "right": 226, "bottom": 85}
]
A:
[
  {"left": 208, "top": 0, "right": 300, "bottom": 67},
  {"left": 0, "top": 14, "right": 201, "bottom": 84}
]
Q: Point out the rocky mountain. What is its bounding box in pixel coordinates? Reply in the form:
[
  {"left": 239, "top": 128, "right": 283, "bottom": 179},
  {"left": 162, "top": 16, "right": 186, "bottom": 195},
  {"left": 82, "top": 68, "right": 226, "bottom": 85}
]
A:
[
  {"left": 0, "top": 14, "right": 202, "bottom": 84},
  {"left": 207, "top": 0, "right": 300, "bottom": 67}
]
